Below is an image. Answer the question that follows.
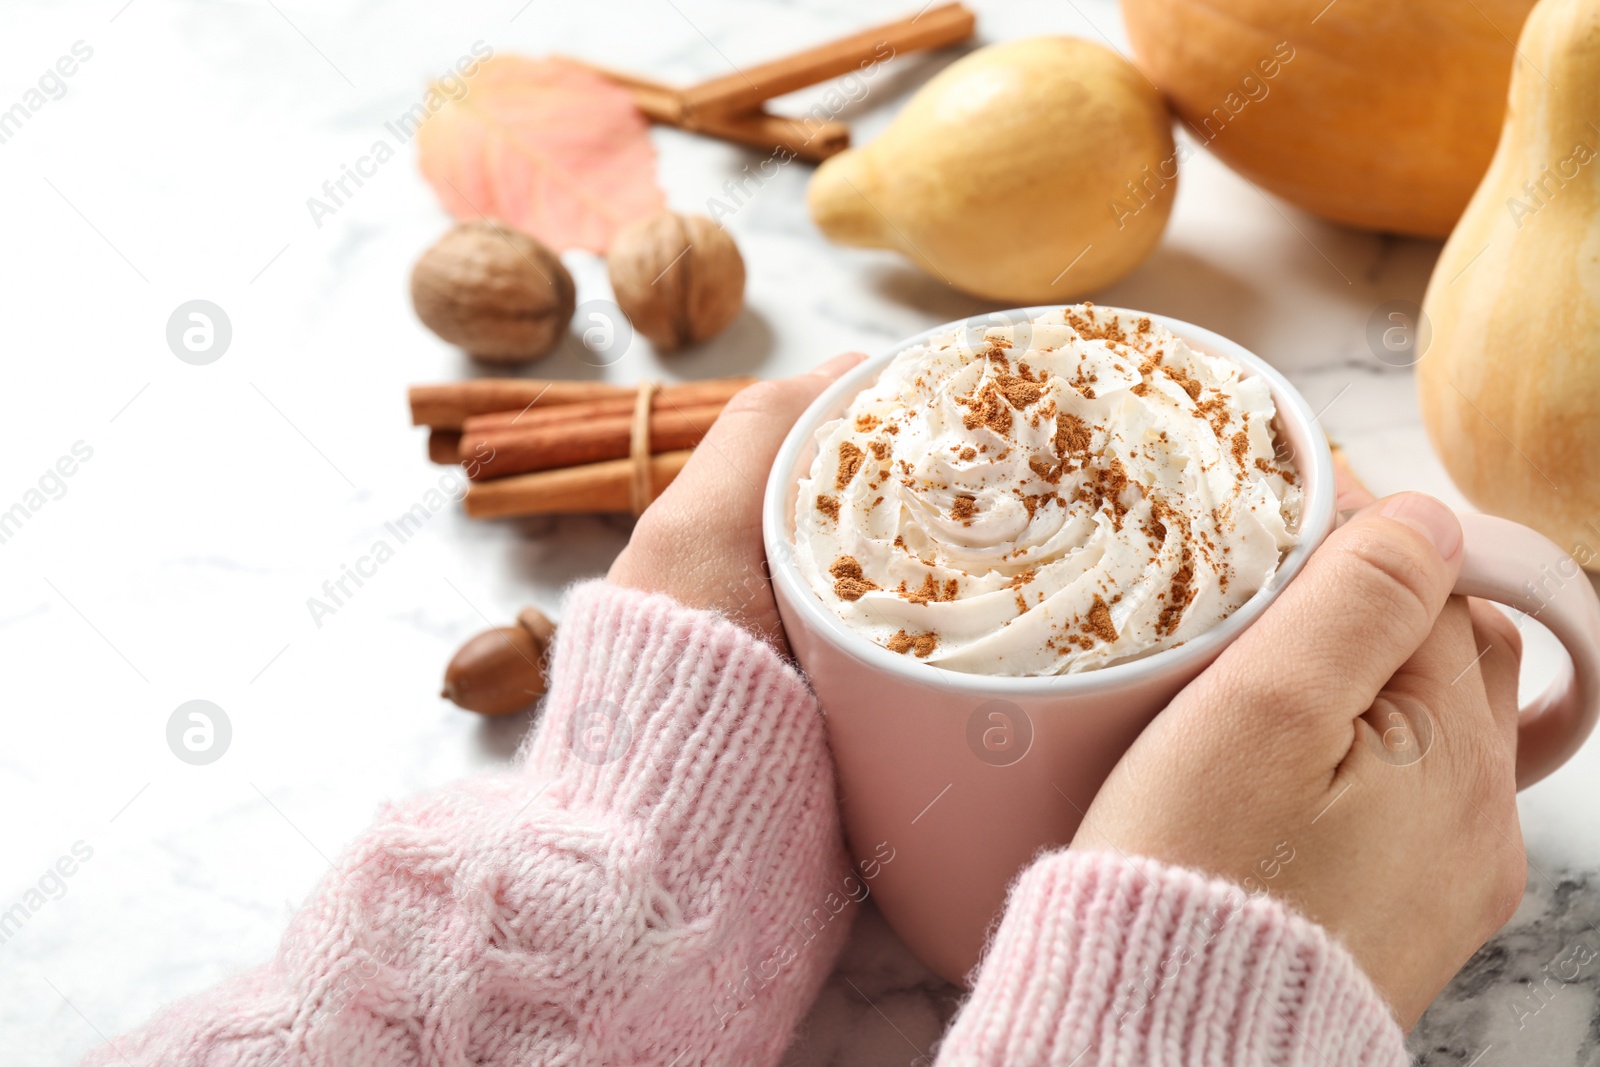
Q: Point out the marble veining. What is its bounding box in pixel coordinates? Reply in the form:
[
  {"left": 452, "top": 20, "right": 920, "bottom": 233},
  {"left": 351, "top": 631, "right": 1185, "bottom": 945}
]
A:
[{"left": 1411, "top": 864, "right": 1600, "bottom": 1066}]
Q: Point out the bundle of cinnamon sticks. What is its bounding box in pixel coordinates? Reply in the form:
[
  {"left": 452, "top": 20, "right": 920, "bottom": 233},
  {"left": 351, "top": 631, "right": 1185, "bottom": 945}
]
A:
[
  {"left": 564, "top": 2, "right": 976, "bottom": 162},
  {"left": 410, "top": 377, "right": 754, "bottom": 518}
]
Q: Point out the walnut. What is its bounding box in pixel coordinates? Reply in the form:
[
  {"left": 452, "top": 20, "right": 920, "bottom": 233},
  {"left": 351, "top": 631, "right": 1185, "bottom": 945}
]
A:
[
  {"left": 607, "top": 212, "right": 745, "bottom": 352},
  {"left": 410, "top": 220, "right": 575, "bottom": 363}
]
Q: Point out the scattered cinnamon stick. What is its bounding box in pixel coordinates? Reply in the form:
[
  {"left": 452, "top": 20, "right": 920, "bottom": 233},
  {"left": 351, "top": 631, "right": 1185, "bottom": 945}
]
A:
[
  {"left": 465, "top": 450, "right": 694, "bottom": 518},
  {"left": 563, "top": 58, "right": 849, "bottom": 162},
  {"left": 464, "top": 401, "right": 725, "bottom": 480},
  {"left": 678, "top": 2, "right": 976, "bottom": 118},
  {"left": 409, "top": 376, "right": 754, "bottom": 429}
]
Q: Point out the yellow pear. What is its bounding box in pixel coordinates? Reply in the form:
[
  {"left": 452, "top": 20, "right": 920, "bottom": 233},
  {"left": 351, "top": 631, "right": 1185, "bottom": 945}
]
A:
[
  {"left": 807, "top": 37, "right": 1176, "bottom": 302},
  {"left": 1418, "top": 0, "right": 1600, "bottom": 567}
]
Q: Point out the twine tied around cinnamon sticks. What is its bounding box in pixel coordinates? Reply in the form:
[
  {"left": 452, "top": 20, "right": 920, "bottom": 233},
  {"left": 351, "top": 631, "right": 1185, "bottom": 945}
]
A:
[
  {"left": 629, "top": 380, "right": 659, "bottom": 517},
  {"left": 411, "top": 376, "right": 754, "bottom": 519}
]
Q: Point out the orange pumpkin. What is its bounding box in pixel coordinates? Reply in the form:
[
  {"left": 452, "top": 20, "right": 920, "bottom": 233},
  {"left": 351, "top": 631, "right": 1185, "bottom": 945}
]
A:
[{"left": 1122, "top": 0, "right": 1536, "bottom": 237}]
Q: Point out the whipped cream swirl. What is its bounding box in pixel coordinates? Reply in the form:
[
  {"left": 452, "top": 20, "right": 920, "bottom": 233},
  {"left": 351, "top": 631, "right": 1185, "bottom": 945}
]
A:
[{"left": 793, "top": 306, "right": 1302, "bottom": 676}]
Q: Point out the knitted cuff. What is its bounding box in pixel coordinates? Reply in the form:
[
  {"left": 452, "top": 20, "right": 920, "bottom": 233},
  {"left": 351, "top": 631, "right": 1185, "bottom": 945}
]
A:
[
  {"left": 935, "top": 850, "right": 1410, "bottom": 1067},
  {"left": 526, "top": 580, "right": 841, "bottom": 888}
]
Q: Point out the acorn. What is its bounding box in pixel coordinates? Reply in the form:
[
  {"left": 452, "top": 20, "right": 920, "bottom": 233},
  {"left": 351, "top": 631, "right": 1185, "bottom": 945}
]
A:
[{"left": 441, "top": 606, "right": 557, "bottom": 716}]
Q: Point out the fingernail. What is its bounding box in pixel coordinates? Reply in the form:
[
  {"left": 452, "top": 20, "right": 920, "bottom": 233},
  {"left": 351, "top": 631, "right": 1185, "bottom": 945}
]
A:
[{"left": 1380, "top": 494, "right": 1462, "bottom": 559}]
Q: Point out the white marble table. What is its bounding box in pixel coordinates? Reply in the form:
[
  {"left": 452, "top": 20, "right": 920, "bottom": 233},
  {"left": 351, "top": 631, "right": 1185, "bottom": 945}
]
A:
[{"left": 2, "top": 1, "right": 1595, "bottom": 1064}]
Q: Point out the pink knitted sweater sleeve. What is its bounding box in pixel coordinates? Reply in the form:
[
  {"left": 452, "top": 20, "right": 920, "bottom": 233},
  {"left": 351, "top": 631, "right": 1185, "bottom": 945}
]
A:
[
  {"left": 81, "top": 580, "right": 855, "bottom": 1067},
  {"left": 83, "top": 581, "right": 1411, "bottom": 1067},
  {"left": 933, "top": 850, "right": 1411, "bottom": 1067}
]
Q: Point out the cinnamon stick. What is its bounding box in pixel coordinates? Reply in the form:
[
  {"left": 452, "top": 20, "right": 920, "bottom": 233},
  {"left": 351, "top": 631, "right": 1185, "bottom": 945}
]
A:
[
  {"left": 561, "top": 58, "right": 849, "bottom": 162},
  {"left": 681, "top": 104, "right": 849, "bottom": 162},
  {"left": 460, "top": 381, "right": 744, "bottom": 436},
  {"left": 464, "top": 401, "right": 725, "bottom": 480},
  {"left": 464, "top": 450, "right": 694, "bottom": 518},
  {"left": 409, "top": 376, "right": 754, "bottom": 429},
  {"left": 678, "top": 3, "right": 976, "bottom": 118},
  {"left": 428, "top": 429, "right": 463, "bottom": 465},
  {"left": 411, "top": 381, "right": 631, "bottom": 428}
]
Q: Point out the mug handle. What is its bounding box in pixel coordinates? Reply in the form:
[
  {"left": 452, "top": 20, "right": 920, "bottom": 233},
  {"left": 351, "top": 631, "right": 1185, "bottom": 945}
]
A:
[{"left": 1455, "top": 513, "right": 1600, "bottom": 788}]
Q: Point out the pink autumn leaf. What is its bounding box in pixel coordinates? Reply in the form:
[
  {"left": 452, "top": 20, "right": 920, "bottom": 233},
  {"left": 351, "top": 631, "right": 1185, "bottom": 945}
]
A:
[{"left": 417, "top": 55, "right": 666, "bottom": 253}]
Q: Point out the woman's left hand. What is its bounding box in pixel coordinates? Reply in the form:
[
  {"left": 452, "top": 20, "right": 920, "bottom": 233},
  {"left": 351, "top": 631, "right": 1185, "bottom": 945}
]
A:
[{"left": 608, "top": 353, "right": 864, "bottom": 655}]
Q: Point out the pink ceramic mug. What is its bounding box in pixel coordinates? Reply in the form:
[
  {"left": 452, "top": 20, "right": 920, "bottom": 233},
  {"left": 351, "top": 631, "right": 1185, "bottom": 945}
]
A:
[{"left": 761, "top": 307, "right": 1600, "bottom": 986}]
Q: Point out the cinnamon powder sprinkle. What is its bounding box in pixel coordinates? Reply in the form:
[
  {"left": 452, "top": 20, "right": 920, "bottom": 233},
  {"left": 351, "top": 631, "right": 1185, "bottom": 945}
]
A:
[
  {"left": 1256, "top": 457, "right": 1296, "bottom": 484},
  {"left": 1196, "top": 396, "right": 1230, "bottom": 438},
  {"left": 855, "top": 414, "right": 880, "bottom": 432},
  {"left": 1156, "top": 550, "right": 1196, "bottom": 637},
  {"left": 1084, "top": 595, "right": 1118, "bottom": 643},
  {"left": 887, "top": 630, "right": 939, "bottom": 658},
  {"left": 959, "top": 382, "right": 1013, "bottom": 436},
  {"left": 1142, "top": 513, "right": 1168, "bottom": 546},
  {"left": 1064, "top": 306, "right": 1127, "bottom": 343},
  {"left": 1230, "top": 430, "right": 1250, "bottom": 467},
  {"left": 905, "top": 574, "right": 959, "bottom": 604},
  {"left": 836, "top": 442, "right": 865, "bottom": 489},
  {"left": 1162, "top": 364, "right": 1203, "bottom": 402},
  {"left": 815, "top": 495, "right": 839, "bottom": 520},
  {"left": 1054, "top": 412, "right": 1092, "bottom": 458},
  {"left": 997, "top": 375, "right": 1044, "bottom": 409},
  {"left": 1028, "top": 454, "right": 1062, "bottom": 483},
  {"left": 959, "top": 446, "right": 977, "bottom": 462},
  {"left": 951, "top": 494, "right": 977, "bottom": 523},
  {"left": 1078, "top": 457, "right": 1133, "bottom": 529},
  {"left": 829, "top": 556, "right": 878, "bottom": 601}
]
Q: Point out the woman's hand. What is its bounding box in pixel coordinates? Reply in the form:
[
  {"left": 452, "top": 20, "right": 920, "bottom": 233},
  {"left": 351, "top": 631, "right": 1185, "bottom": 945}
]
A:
[
  {"left": 608, "top": 353, "right": 865, "bottom": 654},
  {"left": 1073, "top": 457, "right": 1527, "bottom": 1029}
]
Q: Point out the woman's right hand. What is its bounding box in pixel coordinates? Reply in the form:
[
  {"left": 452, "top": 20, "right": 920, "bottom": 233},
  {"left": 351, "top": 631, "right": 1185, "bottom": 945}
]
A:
[{"left": 1072, "top": 469, "right": 1527, "bottom": 1030}]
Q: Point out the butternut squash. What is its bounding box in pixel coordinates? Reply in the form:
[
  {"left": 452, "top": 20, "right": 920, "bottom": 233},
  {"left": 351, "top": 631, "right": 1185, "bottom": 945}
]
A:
[
  {"left": 807, "top": 37, "right": 1176, "bottom": 302},
  {"left": 1122, "top": 0, "right": 1536, "bottom": 238},
  {"left": 1419, "top": 0, "right": 1600, "bottom": 567}
]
